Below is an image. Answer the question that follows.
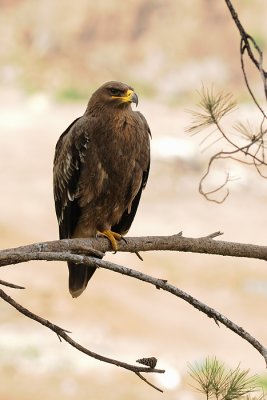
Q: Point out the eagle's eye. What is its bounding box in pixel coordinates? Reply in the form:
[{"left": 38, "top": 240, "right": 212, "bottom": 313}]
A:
[{"left": 109, "top": 88, "right": 121, "bottom": 96}]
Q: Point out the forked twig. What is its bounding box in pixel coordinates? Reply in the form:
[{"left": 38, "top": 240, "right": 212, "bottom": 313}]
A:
[
  {"left": 0, "top": 287, "right": 165, "bottom": 392},
  {"left": 187, "top": 1, "right": 267, "bottom": 202}
]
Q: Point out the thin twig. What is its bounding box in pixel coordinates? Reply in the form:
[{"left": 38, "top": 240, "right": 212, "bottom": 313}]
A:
[
  {"left": 0, "top": 287, "right": 165, "bottom": 391},
  {"left": 187, "top": 1, "right": 267, "bottom": 202},
  {"left": 0, "top": 279, "right": 25, "bottom": 289},
  {"left": 225, "top": 0, "right": 267, "bottom": 102},
  {"left": 135, "top": 372, "right": 163, "bottom": 393}
]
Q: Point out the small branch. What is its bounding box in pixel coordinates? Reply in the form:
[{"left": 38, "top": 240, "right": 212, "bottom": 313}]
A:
[
  {"left": 86, "top": 255, "right": 267, "bottom": 367},
  {"left": 200, "top": 231, "right": 224, "bottom": 239},
  {"left": 0, "top": 287, "right": 164, "bottom": 391},
  {"left": 135, "top": 372, "right": 163, "bottom": 393},
  {"left": 187, "top": 2, "right": 267, "bottom": 202},
  {"left": 0, "top": 279, "right": 25, "bottom": 289},
  {"left": 240, "top": 38, "right": 267, "bottom": 117},
  {"left": 225, "top": 0, "right": 267, "bottom": 102}
]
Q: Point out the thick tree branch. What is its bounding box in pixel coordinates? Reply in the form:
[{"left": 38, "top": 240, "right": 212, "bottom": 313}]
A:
[{"left": 2, "top": 232, "right": 267, "bottom": 266}]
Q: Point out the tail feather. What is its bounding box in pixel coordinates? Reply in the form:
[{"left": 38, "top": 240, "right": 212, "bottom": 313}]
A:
[{"left": 68, "top": 262, "right": 96, "bottom": 298}]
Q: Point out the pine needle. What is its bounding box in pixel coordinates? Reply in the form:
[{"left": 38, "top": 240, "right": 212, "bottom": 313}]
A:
[
  {"left": 188, "top": 356, "right": 263, "bottom": 400},
  {"left": 186, "top": 86, "right": 237, "bottom": 135}
]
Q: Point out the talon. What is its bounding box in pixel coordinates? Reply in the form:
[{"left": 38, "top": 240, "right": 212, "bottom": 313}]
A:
[
  {"left": 98, "top": 230, "right": 123, "bottom": 252},
  {"left": 134, "top": 251, "right": 143, "bottom": 261}
]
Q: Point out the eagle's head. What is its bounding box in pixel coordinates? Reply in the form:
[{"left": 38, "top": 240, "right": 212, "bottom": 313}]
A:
[{"left": 87, "top": 81, "right": 138, "bottom": 112}]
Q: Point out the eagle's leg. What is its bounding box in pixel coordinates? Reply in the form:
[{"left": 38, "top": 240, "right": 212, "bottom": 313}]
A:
[{"left": 98, "top": 230, "right": 122, "bottom": 251}]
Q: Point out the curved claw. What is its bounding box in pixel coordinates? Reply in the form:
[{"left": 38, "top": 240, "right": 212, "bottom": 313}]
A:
[{"left": 98, "top": 230, "right": 123, "bottom": 252}]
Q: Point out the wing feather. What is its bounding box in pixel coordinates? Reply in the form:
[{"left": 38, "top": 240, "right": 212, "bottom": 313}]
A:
[{"left": 53, "top": 117, "right": 89, "bottom": 239}]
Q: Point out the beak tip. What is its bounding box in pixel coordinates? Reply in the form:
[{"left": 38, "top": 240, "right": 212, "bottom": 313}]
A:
[{"left": 133, "top": 93, "right": 138, "bottom": 107}]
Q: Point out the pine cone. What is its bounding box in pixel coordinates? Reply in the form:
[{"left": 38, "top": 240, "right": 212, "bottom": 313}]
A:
[{"left": 136, "top": 357, "right": 157, "bottom": 368}]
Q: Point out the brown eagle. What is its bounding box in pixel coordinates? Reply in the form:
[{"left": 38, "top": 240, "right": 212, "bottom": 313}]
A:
[{"left": 53, "top": 81, "right": 151, "bottom": 298}]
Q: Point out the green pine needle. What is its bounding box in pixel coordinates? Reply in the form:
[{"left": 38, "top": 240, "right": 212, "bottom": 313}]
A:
[
  {"left": 186, "top": 86, "right": 237, "bottom": 135},
  {"left": 188, "top": 357, "right": 263, "bottom": 400}
]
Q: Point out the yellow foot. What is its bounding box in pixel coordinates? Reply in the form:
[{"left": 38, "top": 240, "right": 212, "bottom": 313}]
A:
[{"left": 97, "top": 230, "right": 122, "bottom": 252}]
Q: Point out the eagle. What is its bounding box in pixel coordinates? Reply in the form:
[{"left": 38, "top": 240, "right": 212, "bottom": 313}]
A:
[{"left": 53, "top": 81, "right": 151, "bottom": 298}]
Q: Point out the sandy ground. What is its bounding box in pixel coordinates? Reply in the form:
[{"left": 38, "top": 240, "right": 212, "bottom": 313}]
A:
[{"left": 1, "top": 89, "right": 267, "bottom": 399}]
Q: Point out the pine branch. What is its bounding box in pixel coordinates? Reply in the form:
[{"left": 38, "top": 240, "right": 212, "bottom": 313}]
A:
[
  {"left": 188, "top": 357, "right": 262, "bottom": 400},
  {"left": 186, "top": 1, "right": 267, "bottom": 202}
]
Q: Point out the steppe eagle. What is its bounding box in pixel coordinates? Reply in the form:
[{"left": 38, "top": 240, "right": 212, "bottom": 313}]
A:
[{"left": 53, "top": 81, "right": 151, "bottom": 297}]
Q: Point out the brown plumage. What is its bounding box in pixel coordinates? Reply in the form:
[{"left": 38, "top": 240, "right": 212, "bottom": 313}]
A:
[{"left": 53, "top": 81, "right": 151, "bottom": 298}]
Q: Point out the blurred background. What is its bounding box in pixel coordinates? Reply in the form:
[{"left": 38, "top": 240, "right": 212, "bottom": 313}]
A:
[{"left": 1, "top": 0, "right": 267, "bottom": 399}]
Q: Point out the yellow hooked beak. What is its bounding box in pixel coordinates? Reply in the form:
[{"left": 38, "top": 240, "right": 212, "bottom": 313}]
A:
[{"left": 112, "top": 89, "right": 138, "bottom": 106}]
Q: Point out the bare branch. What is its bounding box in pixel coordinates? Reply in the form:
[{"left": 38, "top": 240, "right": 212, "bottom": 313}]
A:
[
  {"left": 1, "top": 234, "right": 267, "bottom": 366},
  {"left": 135, "top": 372, "right": 163, "bottom": 393},
  {"left": 0, "top": 286, "right": 165, "bottom": 391},
  {"left": 187, "top": 1, "right": 267, "bottom": 202},
  {"left": 199, "top": 231, "right": 223, "bottom": 239},
  {"left": 3, "top": 233, "right": 267, "bottom": 265},
  {"left": 225, "top": 0, "right": 267, "bottom": 102},
  {"left": 0, "top": 279, "right": 25, "bottom": 289}
]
